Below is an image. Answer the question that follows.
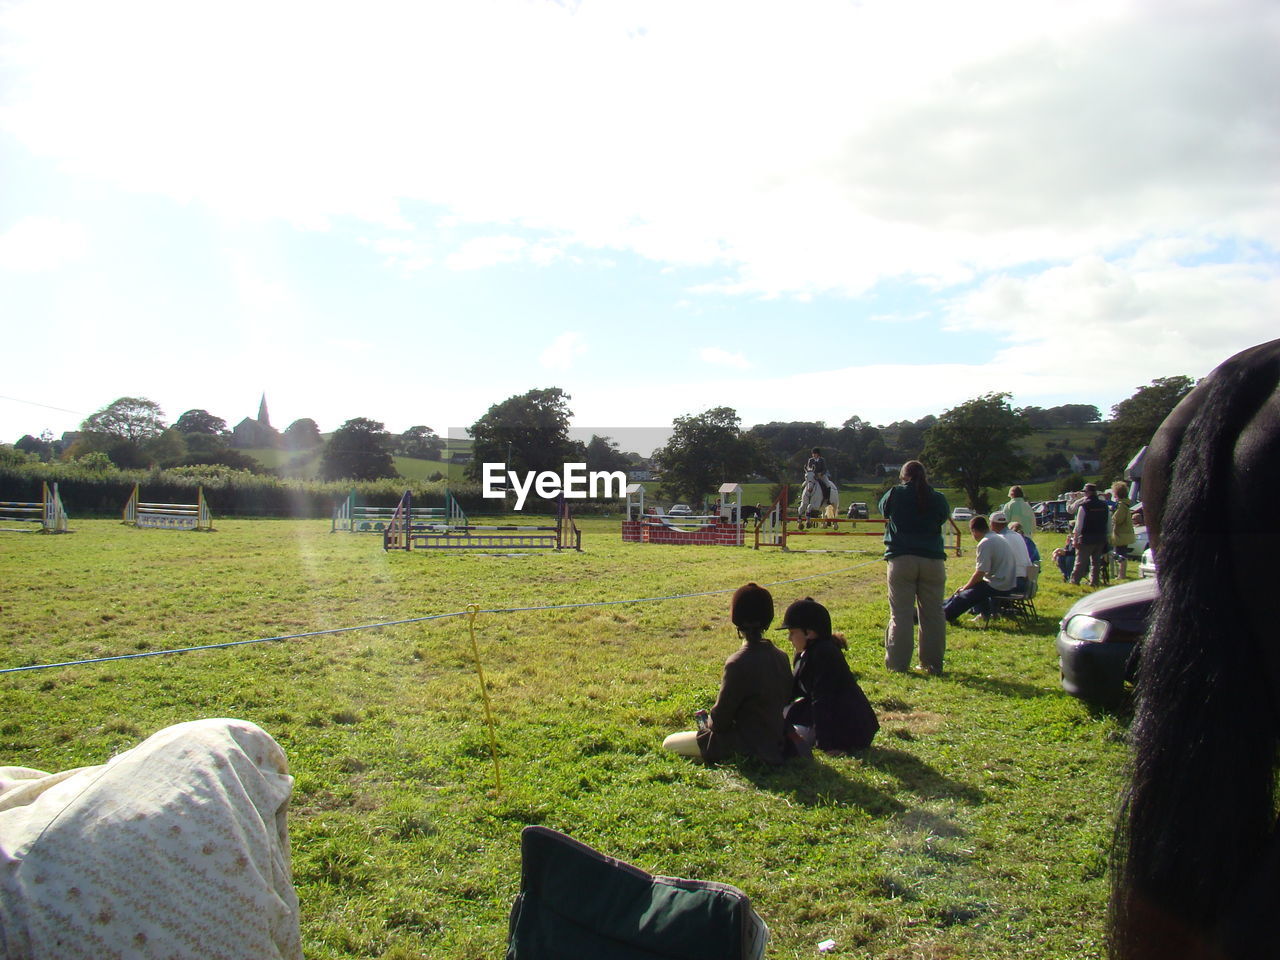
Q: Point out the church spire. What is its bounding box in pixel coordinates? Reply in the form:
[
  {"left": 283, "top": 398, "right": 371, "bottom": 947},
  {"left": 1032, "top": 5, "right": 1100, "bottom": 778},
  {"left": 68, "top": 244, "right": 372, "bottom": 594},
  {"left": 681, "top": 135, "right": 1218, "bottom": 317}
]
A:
[{"left": 258, "top": 393, "right": 270, "bottom": 427}]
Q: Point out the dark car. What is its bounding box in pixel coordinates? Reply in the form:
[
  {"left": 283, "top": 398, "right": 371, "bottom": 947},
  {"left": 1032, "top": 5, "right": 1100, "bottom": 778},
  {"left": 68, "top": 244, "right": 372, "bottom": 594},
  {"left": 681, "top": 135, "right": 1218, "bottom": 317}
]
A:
[{"left": 1056, "top": 577, "right": 1156, "bottom": 705}]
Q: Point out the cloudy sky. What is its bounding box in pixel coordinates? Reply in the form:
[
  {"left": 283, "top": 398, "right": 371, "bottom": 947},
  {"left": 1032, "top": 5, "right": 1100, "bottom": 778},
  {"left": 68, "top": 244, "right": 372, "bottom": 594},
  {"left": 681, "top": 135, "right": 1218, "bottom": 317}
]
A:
[{"left": 1, "top": 0, "right": 1276, "bottom": 449}]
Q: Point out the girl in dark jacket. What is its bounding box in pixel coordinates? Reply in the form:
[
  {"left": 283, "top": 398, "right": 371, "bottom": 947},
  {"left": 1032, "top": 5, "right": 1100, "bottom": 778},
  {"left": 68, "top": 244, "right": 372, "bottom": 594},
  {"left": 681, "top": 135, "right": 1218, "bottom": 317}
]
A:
[{"left": 780, "top": 597, "right": 879, "bottom": 754}]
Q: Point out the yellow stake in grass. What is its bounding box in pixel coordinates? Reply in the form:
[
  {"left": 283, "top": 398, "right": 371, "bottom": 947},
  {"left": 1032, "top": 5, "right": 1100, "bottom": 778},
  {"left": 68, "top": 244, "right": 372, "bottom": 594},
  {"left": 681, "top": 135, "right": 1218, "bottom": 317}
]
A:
[{"left": 465, "top": 604, "right": 502, "bottom": 794}]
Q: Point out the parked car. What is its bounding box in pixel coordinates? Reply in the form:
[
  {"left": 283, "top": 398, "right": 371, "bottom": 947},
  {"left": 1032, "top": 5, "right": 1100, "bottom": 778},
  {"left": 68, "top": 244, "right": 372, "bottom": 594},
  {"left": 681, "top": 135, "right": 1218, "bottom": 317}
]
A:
[
  {"left": 1056, "top": 577, "right": 1156, "bottom": 705},
  {"left": 951, "top": 507, "right": 974, "bottom": 522},
  {"left": 667, "top": 504, "right": 693, "bottom": 516},
  {"left": 1138, "top": 547, "right": 1157, "bottom": 579}
]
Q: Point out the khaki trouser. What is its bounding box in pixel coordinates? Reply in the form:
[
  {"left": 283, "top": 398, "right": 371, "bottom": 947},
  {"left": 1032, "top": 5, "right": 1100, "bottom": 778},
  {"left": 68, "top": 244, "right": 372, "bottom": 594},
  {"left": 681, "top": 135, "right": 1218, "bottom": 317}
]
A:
[
  {"left": 885, "top": 554, "right": 948, "bottom": 673},
  {"left": 1071, "top": 540, "right": 1108, "bottom": 586}
]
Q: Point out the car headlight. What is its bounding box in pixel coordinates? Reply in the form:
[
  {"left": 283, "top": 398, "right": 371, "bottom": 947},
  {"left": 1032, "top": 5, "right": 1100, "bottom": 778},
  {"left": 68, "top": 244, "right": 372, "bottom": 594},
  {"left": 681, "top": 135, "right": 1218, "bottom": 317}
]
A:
[{"left": 1064, "top": 615, "right": 1110, "bottom": 643}]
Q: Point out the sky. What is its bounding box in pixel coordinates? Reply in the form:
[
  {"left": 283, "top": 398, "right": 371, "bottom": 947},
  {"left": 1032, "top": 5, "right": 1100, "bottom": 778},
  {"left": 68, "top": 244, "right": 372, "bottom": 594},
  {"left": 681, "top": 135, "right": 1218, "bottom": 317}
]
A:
[{"left": 1, "top": 0, "right": 1277, "bottom": 454}]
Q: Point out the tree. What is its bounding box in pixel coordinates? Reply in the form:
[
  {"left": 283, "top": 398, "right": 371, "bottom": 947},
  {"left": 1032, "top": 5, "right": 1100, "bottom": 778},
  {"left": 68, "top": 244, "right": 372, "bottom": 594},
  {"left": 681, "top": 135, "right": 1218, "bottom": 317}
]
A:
[
  {"left": 585, "top": 435, "right": 632, "bottom": 474},
  {"left": 14, "top": 434, "right": 52, "bottom": 461},
  {"left": 1054, "top": 403, "right": 1102, "bottom": 427},
  {"left": 319, "top": 418, "right": 398, "bottom": 481},
  {"left": 921, "top": 393, "right": 1030, "bottom": 513},
  {"left": 656, "top": 407, "right": 760, "bottom": 503},
  {"left": 395, "top": 425, "right": 444, "bottom": 460},
  {"left": 835, "top": 415, "right": 888, "bottom": 477},
  {"left": 82, "top": 397, "right": 166, "bottom": 443},
  {"left": 1100, "top": 375, "right": 1196, "bottom": 482},
  {"left": 77, "top": 397, "right": 168, "bottom": 468},
  {"left": 882, "top": 415, "right": 936, "bottom": 462},
  {"left": 466, "top": 388, "right": 577, "bottom": 480},
  {"left": 174, "top": 409, "right": 229, "bottom": 437},
  {"left": 1021, "top": 403, "right": 1101, "bottom": 429},
  {"left": 179, "top": 447, "right": 267, "bottom": 473},
  {"left": 145, "top": 428, "right": 189, "bottom": 468},
  {"left": 744, "top": 421, "right": 833, "bottom": 481},
  {"left": 282, "top": 418, "right": 323, "bottom": 450}
]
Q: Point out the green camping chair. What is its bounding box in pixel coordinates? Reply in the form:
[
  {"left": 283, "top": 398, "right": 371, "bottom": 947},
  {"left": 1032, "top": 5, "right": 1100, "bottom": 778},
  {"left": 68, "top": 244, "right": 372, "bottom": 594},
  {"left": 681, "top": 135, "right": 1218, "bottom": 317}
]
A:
[{"left": 507, "top": 826, "right": 769, "bottom": 960}]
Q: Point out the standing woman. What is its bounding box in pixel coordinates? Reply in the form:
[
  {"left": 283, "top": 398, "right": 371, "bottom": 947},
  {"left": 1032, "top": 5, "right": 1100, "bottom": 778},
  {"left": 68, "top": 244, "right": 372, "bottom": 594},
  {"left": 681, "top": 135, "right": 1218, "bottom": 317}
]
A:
[
  {"left": 1001, "top": 485, "right": 1038, "bottom": 534},
  {"left": 781, "top": 598, "right": 879, "bottom": 754},
  {"left": 1109, "top": 481, "right": 1136, "bottom": 579},
  {"left": 662, "top": 583, "right": 793, "bottom": 764},
  {"left": 878, "top": 460, "right": 952, "bottom": 675}
]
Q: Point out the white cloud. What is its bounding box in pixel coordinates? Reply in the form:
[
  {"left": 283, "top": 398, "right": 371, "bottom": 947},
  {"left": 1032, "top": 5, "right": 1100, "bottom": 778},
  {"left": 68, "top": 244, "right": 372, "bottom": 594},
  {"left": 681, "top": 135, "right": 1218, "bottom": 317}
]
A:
[
  {"left": 2, "top": 1, "right": 1273, "bottom": 294},
  {"left": 445, "top": 235, "right": 527, "bottom": 271},
  {"left": 0, "top": 216, "right": 88, "bottom": 271},
  {"left": 361, "top": 235, "right": 433, "bottom": 272},
  {"left": 700, "top": 347, "right": 751, "bottom": 370},
  {"left": 540, "top": 331, "right": 588, "bottom": 371},
  {"left": 942, "top": 254, "right": 1280, "bottom": 401}
]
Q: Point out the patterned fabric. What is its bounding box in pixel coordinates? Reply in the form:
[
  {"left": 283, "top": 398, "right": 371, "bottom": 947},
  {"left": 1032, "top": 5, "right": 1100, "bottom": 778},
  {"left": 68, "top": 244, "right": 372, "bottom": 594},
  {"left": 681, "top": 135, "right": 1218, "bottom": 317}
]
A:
[{"left": 0, "top": 718, "right": 301, "bottom": 960}]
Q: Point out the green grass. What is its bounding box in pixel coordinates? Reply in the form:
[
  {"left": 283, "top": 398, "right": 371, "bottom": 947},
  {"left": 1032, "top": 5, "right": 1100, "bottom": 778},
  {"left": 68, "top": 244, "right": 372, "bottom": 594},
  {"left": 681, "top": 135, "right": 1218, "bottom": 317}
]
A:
[
  {"left": 237, "top": 447, "right": 452, "bottom": 482},
  {"left": 391, "top": 456, "right": 452, "bottom": 481},
  {"left": 0, "top": 518, "right": 1126, "bottom": 958}
]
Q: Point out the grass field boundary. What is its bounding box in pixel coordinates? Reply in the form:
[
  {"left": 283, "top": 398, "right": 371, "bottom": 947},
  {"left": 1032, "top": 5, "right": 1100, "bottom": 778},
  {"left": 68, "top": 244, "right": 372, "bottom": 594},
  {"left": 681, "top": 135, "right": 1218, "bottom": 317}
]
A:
[{"left": 0, "top": 558, "right": 883, "bottom": 676}]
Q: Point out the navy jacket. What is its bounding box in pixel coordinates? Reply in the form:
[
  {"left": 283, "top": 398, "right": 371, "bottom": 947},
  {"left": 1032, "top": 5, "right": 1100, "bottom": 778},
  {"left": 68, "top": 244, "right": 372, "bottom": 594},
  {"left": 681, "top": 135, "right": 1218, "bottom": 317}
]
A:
[{"left": 785, "top": 636, "right": 879, "bottom": 752}]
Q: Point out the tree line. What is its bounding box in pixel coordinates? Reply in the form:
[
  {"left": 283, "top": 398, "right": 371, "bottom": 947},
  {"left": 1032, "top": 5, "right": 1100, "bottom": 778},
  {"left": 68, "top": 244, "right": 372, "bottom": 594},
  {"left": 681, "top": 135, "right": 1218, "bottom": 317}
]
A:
[{"left": 6, "top": 376, "right": 1194, "bottom": 510}]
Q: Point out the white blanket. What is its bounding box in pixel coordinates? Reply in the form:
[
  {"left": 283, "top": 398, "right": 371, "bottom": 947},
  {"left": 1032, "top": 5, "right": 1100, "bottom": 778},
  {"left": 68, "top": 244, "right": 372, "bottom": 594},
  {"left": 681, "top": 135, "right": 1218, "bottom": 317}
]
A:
[{"left": 0, "top": 718, "right": 301, "bottom": 960}]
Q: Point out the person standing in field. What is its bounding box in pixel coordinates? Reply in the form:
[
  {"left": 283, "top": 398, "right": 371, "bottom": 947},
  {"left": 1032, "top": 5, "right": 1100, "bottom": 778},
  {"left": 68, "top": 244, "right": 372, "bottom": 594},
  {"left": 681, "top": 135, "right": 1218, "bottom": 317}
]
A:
[
  {"left": 1109, "top": 481, "right": 1136, "bottom": 579},
  {"left": 1001, "top": 485, "right": 1038, "bottom": 533},
  {"left": 879, "top": 460, "right": 951, "bottom": 675},
  {"left": 1070, "top": 483, "right": 1111, "bottom": 586},
  {"left": 662, "top": 583, "right": 793, "bottom": 764}
]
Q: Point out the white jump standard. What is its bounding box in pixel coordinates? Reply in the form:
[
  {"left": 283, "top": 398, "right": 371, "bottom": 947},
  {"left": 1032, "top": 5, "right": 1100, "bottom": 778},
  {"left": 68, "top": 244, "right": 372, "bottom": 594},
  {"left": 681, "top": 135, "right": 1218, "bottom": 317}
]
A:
[
  {"left": 0, "top": 482, "right": 69, "bottom": 534},
  {"left": 122, "top": 484, "right": 214, "bottom": 531}
]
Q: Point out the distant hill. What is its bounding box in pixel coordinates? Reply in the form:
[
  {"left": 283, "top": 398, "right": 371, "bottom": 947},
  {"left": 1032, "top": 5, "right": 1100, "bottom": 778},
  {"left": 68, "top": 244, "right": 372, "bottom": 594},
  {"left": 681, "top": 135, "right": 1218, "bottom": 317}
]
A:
[
  {"left": 238, "top": 447, "right": 454, "bottom": 483},
  {"left": 1017, "top": 424, "right": 1104, "bottom": 458}
]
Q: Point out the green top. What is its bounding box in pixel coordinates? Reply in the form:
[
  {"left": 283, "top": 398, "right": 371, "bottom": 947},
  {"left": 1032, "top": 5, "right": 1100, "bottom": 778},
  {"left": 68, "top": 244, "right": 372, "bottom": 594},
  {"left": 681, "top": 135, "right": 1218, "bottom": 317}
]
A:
[
  {"left": 1001, "top": 496, "right": 1038, "bottom": 533},
  {"left": 879, "top": 483, "right": 951, "bottom": 560}
]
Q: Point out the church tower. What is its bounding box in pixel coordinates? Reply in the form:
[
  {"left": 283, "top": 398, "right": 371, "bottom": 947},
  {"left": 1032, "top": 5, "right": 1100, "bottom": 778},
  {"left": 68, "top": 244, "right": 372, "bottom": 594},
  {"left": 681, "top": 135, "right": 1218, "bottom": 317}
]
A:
[{"left": 258, "top": 393, "right": 271, "bottom": 428}]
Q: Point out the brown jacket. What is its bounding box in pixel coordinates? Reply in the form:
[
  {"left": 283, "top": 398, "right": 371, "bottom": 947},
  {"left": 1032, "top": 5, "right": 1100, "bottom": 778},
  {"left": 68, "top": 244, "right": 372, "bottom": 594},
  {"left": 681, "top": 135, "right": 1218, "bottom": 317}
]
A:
[{"left": 698, "top": 640, "right": 793, "bottom": 764}]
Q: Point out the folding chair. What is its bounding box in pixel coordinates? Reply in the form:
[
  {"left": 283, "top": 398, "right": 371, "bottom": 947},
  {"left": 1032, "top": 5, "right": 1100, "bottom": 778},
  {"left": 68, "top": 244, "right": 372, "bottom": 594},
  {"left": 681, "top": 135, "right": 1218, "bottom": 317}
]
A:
[
  {"left": 507, "top": 826, "right": 769, "bottom": 960},
  {"left": 994, "top": 564, "right": 1039, "bottom": 626}
]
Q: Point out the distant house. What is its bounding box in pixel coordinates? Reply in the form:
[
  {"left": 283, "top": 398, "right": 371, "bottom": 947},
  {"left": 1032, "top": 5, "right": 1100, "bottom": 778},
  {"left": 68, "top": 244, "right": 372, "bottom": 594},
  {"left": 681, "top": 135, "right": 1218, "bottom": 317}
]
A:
[
  {"left": 627, "top": 468, "right": 654, "bottom": 481},
  {"left": 230, "top": 394, "right": 280, "bottom": 449},
  {"left": 877, "top": 462, "right": 904, "bottom": 475}
]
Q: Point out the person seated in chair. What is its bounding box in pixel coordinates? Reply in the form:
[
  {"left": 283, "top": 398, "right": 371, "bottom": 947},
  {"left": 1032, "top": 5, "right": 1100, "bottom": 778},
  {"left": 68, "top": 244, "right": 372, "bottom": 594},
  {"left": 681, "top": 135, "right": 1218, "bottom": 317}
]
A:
[
  {"left": 990, "top": 511, "right": 1032, "bottom": 595},
  {"left": 1008, "top": 520, "right": 1041, "bottom": 566},
  {"left": 943, "top": 515, "right": 1018, "bottom": 624}
]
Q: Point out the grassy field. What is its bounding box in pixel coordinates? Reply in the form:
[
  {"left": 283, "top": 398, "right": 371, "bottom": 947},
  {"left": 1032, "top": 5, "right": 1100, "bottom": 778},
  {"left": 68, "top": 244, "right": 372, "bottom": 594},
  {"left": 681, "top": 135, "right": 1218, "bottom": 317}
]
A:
[{"left": 0, "top": 517, "right": 1126, "bottom": 958}]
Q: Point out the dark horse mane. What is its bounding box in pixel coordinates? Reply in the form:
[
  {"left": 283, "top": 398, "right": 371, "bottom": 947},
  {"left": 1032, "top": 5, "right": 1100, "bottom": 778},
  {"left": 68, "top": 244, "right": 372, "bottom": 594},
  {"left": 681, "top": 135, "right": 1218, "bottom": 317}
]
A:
[{"left": 1109, "top": 339, "right": 1280, "bottom": 959}]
